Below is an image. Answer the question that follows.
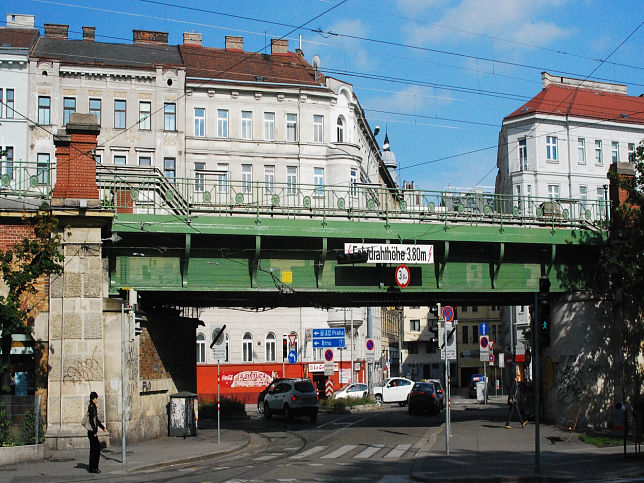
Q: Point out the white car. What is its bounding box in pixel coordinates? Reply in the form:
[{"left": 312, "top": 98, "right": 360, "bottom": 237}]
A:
[
  {"left": 263, "top": 378, "right": 319, "bottom": 422},
  {"left": 373, "top": 377, "right": 414, "bottom": 406},
  {"left": 333, "top": 383, "right": 368, "bottom": 400}
]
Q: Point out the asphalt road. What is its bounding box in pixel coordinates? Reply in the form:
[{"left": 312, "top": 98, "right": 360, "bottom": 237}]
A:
[{"left": 115, "top": 405, "right": 437, "bottom": 482}]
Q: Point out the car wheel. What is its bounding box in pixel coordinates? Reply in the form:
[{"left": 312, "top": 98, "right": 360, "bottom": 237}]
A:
[
  {"left": 375, "top": 394, "right": 383, "bottom": 406},
  {"left": 399, "top": 401, "right": 407, "bottom": 407},
  {"left": 284, "top": 405, "right": 291, "bottom": 422},
  {"left": 264, "top": 402, "right": 272, "bottom": 420},
  {"left": 258, "top": 399, "right": 264, "bottom": 414},
  {"left": 309, "top": 409, "right": 318, "bottom": 423}
]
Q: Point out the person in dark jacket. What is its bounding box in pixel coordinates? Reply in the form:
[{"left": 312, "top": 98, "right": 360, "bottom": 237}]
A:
[
  {"left": 87, "top": 391, "right": 106, "bottom": 473},
  {"left": 505, "top": 376, "right": 527, "bottom": 429}
]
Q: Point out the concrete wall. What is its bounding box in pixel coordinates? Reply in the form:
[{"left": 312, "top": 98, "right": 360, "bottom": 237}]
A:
[{"left": 543, "top": 293, "right": 616, "bottom": 428}]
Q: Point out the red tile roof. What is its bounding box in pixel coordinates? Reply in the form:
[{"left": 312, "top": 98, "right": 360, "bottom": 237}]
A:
[
  {"left": 0, "top": 28, "right": 39, "bottom": 49},
  {"left": 506, "top": 84, "right": 644, "bottom": 125},
  {"left": 180, "top": 45, "right": 324, "bottom": 87}
]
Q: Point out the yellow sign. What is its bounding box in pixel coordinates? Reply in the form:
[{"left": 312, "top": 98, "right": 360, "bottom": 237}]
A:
[{"left": 281, "top": 271, "right": 293, "bottom": 283}]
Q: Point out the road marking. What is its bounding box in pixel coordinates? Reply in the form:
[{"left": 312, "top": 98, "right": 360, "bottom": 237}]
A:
[
  {"left": 384, "top": 443, "right": 411, "bottom": 458},
  {"left": 290, "top": 445, "right": 326, "bottom": 459},
  {"left": 321, "top": 444, "right": 358, "bottom": 459},
  {"left": 255, "top": 453, "right": 283, "bottom": 461},
  {"left": 354, "top": 444, "right": 384, "bottom": 458}
]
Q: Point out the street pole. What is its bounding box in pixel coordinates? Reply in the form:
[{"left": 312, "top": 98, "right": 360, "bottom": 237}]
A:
[
  {"left": 350, "top": 308, "right": 354, "bottom": 384},
  {"left": 444, "top": 321, "right": 450, "bottom": 456},
  {"left": 217, "top": 359, "right": 220, "bottom": 444},
  {"left": 534, "top": 292, "right": 541, "bottom": 474},
  {"left": 367, "top": 307, "right": 373, "bottom": 394},
  {"left": 120, "top": 303, "right": 126, "bottom": 464}
]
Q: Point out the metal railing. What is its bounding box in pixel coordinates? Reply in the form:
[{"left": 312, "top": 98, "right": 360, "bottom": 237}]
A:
[
  {"left": 1, "top": 162, "right": 608, "bottom": 229},
  {"left": 0, "top": 395, "right": 44, "bottom": 447}
]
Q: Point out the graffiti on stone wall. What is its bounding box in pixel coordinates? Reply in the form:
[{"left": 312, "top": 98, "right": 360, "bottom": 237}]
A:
[
  {"left": 544, "top": 354, "right": 599, "bottom": 405},
  {"left": 63, "top": 346, "right": 102, "bottom": 382},
  {"left": 125, "top": 341, "right": 138, "bottom": 381}
]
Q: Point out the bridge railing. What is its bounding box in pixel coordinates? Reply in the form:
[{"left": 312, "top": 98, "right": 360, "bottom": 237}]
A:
[
  {"left": 0, "top": 160, "right": 53, "bottom": 200},
  {"left": 94, "top": 166, "right": 609, "bottom": 229}
]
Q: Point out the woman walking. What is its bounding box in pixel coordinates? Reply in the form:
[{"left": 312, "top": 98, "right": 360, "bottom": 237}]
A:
[{"left": 87, "top": 391, "right": 106, "bottom": 473}]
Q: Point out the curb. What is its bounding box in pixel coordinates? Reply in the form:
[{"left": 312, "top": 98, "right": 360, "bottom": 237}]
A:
[{"left": 130, "top": 435, "right": 251, "bottom": 472}]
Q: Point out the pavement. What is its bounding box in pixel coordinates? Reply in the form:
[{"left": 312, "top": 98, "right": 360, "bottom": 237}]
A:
[{"left": 0, "top": 398, "right": 642, "bottom": 482}]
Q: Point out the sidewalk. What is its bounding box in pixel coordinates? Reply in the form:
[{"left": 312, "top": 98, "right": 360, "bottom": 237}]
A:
[
  {"left": 411, "top": 395, "right": 644, "bottom": 482},
  {"left": 0, "top": 419, "right": 250, "bottom": 482}
]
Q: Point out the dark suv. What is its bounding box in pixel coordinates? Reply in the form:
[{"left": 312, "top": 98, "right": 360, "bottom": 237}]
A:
[{"left": 263, "top": 378, "right": 319, "bottom": 422}]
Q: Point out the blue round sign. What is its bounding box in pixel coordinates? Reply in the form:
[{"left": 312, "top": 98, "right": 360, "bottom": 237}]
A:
[
  {"left": 324, "top": 349, "right": 334, "bottom": 362},
  {"left": 442, "top": 306, "right": 454, "bottom": 322},
  {"left": 288, "top": 350, "right": 298, "bottom": 364}
]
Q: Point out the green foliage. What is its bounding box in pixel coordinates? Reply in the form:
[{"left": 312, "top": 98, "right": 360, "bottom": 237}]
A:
[
  {"left": 0, "top": 405, "right": 12, "bottom": 446},
  {"left": 578, "top": 432, "right": 633, "bottom": 447},
  {"left": 0, "top": 212, "right": 63, "bottom": 391},
  {"left": 319, "top": 396, "right": 374, "bottom": 410},
  {"left": 599, "top": 141, "right": 644, "bottom": 395},
  {"left": 20, "top": 408, "right": 45, "bottom": 444},
  {"left": 198, "top": 396, "right": 246, "bottom": 419}
]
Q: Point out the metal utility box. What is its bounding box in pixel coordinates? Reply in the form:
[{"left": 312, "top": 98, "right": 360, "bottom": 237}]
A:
[
  {"left": 169, "top": 392, "right": 198, "bottom": 437},
  {"left": 476, "top": 381, "right": 487, "bottom": 404}
]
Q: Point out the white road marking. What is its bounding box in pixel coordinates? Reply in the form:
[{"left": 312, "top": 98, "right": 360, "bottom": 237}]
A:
[
  {"left": 354, "top": 444, "right": 384, "bottom": 458},
  {"left": 290, "top": 445, "right": 326, "bottom": 459},
  {"left": 384, "top": 443, "right": 411, "bottom": 458},
  {"left": 321, "top": 444, "right": 358, "bottom": 459}
]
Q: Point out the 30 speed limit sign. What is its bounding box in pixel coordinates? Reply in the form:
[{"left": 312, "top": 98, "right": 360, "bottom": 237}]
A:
[{"left": 395, "top": 264, "right": 411, "bottom": 288}]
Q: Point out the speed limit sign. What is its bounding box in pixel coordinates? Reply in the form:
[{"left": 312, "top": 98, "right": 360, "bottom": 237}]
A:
[{"left": 395, "top": 264, "right": 411, "bottom": 288}]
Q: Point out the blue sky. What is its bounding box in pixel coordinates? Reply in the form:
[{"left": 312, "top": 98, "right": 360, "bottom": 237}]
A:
[{"left": 5, "top": 0, "right": 643, "bottom": 191}]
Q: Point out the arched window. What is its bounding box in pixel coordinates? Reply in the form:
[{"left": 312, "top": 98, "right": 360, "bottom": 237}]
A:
[
  {"left": 196, "top": 333, "right": 206, "bottom": 364},
  {"left": 265, "top": 332, "right": 276, "bottom": 362},
  {"left": 242, "top": 332, "right": 253, "bottom": 362},
  {"left": 336, "top": 116, "right": 345, "bottom": 143}
]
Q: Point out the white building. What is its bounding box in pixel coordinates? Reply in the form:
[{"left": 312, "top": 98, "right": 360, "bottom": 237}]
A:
[
  {"left": 0, "top": 15, "right": 38, "bottom": 186},
  {"left": 496, "top": 72, "right": 644, "bottom": 220}
]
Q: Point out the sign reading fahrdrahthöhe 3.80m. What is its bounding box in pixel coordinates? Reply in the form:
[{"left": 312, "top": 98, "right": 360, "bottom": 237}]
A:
[{"left": 344, "top": 243, "right": 434, "bottom": 264}]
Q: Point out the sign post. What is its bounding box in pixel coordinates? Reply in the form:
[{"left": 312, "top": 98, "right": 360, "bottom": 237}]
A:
[{"left": 209, "top": 324, "right": 226, "bottom": 444}]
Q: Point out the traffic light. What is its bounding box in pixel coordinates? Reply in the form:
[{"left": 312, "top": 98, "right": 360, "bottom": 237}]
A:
[
  {"left": 428, "top": 324, "right": 439, "bottom": 343},
  {"left": 283, "top": 338, "right": 288, "bottom": 359},
  {"left": 429, "top": 305, "right": 439, "bottom": 319},
  {"left": 539, "top": 275, "right": 551, "bottom": 348},
  {"left": 337, "top": 250, "right": 369, "bottom": 264}
]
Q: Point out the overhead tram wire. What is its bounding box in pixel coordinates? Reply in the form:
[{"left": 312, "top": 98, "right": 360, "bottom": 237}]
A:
[{"left": 28, "top": 0, "right": 644, "bottom": 88}]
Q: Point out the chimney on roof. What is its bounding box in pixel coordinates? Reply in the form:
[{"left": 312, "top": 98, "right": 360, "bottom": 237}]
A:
[
  {"left": 82, "top": 26, "right": 95, "bottom": 41},
  {"left": 225, "top": 36, "right": 243, "bottom": 51},
  {"left": 6, "top": 14, "right": 35, "bottom": 29},
  {"left": 271, "top": 38, "right": 289, "bottom": 55},
  {"left": 183, "top": 32, "right": 202, "bottom": 47},
  {"left": 44, "top": 23, "right": 69, "bottom": 39},
  {"left": 133, "top": 30, "right": 168, "bottom": 45}
]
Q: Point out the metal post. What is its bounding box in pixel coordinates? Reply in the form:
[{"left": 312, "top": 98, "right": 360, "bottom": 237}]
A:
[
  {"left": 350, "top": 308, "right": 354, "bottom": 384},
  {"left": 121, "top": 303, "right": 126, "bottom": 464},
  {"left": 444, "top": 322, "right": 450, "bottom": 456},
  {"left": 484, "top": 362, "right": 487, "bottom": 405},
  {"left": 367, "top": 307, "right": 373, "bottom": 395},
  {"left": 34, "top": 394, "right": 41, "bottom": 448},
  {"left": 217, "top": 359, "right": 220, "bottom": 444},
  {"left": 534, "top": 293, "right": 541, "bottom": 474}
]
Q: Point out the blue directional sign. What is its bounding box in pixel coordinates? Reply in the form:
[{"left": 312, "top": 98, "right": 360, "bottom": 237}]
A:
[
  {"left": 288, "top": 350, "right": 298, "bottom": 364},
  {"left": 312, "top": 328, "right": 346, "bottom": 348},
  {"left": 313, "top": 328, "right": 346, "bottom": 338},
  {"left": 479, "top": 322, "right": 489, "bottom": 336},
  {"left": 313, "top": 338, "right": 346, "bottom": 348}
]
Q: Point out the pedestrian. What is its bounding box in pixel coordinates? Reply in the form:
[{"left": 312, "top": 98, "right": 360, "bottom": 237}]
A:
[
  {"left": 87, "top": 391, "right": 106, "bottom": 473},
  {"left": 505, "top": 376, "right": 527, "bottom": 429}
]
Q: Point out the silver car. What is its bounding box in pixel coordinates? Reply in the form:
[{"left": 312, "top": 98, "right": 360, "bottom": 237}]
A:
[
  {"left": 263, "top": 378, "right": 319, "bottom": 422},
  {"left": 332, "top": 383, "right": 368, "bottom": 400}
]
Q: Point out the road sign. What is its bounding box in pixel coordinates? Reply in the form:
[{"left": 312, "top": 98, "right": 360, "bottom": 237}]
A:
[
  {"left": 324, "top": 349, "right": 334, "bottom": 376},
  {"left": 442, "top": 306, "right": 454, "bottom": 322},
  {"left": 489, "top": 340, "right": 495, "bottom": 351},
  {"left": 343, "top": 243, "right": 434, "bottom": 264},
  {"left": 441, "top": 322, "right": 457, "bottom": 360},
  {"left": 210, "top": 325, "right": 227, "bottom": 360},
  {"left": 480, "top": 336, "right": 489, "bottom": 349},
  {"left": 288, "top": 333, "right": 297, "bottom": 346},
  {"left": 395, "top": 264, "right": 411, "bottom": 288},
  {"left": 479, "top": 322, "right": 489, "bottom": 336},
  {"left": 313, "top": 338, "right": 346, "bottom": 348},
  {"left": 366, "top": 338, "right": 375, "bottom": 362},
  {"left": 313, "top": 328, "right": 345, "bottom": 348},
  {"left": 325, "top": 379, "right": 334, "bottom": 396},
  {"left": 288, "top": 350, "right": 297, "bottom": 364},
  {"left": 489, "top": 353, "right": 495, "bottom": 363}
]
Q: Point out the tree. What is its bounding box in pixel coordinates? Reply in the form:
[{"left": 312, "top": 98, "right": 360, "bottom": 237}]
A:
[
  {"left": 0, "top": 212, "right": 63, "bottom": 393},
  {"left": 601, "top": 141, "right": 644, "bottom": 405}
]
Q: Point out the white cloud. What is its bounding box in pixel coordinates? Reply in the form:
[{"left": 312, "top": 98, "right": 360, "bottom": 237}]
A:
[
  {"left": 324, "top": 18, "right": 372, "bottom": 71},
  {"left": 365, "top": 85, "right": 438, "bottom": 113},
  {"left": 406, "top": 0, "right": 570, "bottom": 49}
]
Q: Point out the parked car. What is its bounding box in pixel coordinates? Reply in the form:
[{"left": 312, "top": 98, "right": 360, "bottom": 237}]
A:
[
  {"left": 257, "top": 378, "right": 285, "bottom": 414},
  {"left": 263, "top": 378, "right": 319, "bottom": 422},
  {"left": 426, "top": 379, "right": 445, "bottom": 409},
  {"left": 407, "top": 382, "right": 440, "bottom": 415},
  {"left": 333, "top": 383, "right": 368, "bottom": 400},
  {"left": 469, "top": 374, "right": 486, "bottom": 398},
  {"left": 373, "top": 377, "right": 414, "bottom": 406}
]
